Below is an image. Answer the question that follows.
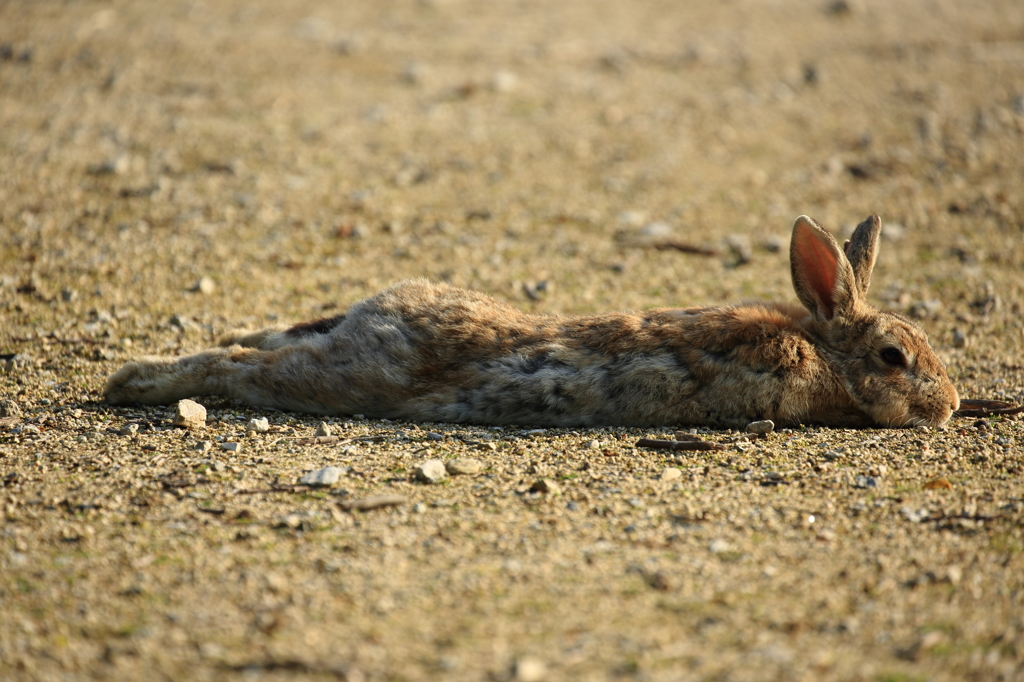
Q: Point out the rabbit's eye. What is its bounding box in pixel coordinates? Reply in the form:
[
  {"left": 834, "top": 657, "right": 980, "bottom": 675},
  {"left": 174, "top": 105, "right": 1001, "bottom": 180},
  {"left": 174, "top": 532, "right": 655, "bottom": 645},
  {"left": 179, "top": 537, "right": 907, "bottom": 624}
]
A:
[{"left": 880, "top": 347, "right": 906, "bottom": 367}]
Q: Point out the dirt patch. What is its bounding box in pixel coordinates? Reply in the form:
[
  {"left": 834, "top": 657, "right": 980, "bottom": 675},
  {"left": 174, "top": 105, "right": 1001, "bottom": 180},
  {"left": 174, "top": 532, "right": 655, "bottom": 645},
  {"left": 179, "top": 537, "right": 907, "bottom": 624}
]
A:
[{"left": 2, "top": 1, "right": 1024, "bottom": 680}]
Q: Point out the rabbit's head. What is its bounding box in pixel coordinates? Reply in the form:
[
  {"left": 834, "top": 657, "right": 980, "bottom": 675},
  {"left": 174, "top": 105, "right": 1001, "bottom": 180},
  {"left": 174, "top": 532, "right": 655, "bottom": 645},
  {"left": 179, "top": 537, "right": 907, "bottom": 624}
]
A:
[{"left": 791, "top": 215, "right": 959, "bottom": 427}]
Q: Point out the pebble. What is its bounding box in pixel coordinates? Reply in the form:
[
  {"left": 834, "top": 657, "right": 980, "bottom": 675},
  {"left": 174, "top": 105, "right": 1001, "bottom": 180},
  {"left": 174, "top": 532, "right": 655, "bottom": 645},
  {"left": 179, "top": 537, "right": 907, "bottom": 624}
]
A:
[
  {"left": 171, "top": 399, "right": 207, "bottom": 429},
  {"left": 952, "top": 328, "right": 970, "bottom": 349},
  {"left": 658, "top": 467, "right": 682, "bottom": 482},
  {"left": 530, "top": 479, "right": 561, "bottom": 495},
  {"left": 189, "top": 276, "right": 215, "bottom": 295},
  {"left": 0, "top": 399, "right": 23, "bottom": 417},
  {"left": 426, "top": 431, "right": 444, "bottom": 441},
  {"left": 119, "top": 424, "right": 139, "bottom": 436},
  {"left": 445, "top": 458, "right": 484, "bottom": 476},
  {"left": 277, "top": 513, "right": 312, "bottom": 530},
  {"left": 300, "top": 466, "right": 346, "bottom": 487},
  {"left": 853, "top": 475, "right": 880, "bottom": 489},
  {"left": 490, "top": 70, "right": 519, "bottom": 93},
  {"left": 315, "top": 422, "right": 332, "bottom": 438},
  {"left": 3, "top": 353, "right": 33, "bottom": 373},
  {"left": 725, "top": 234, "right": 753, "bottom": 265},
  {"left": 827, "top": 0, "right": 864, "bottom": 15},
  {"left": 168, "top": 314, "right": 196, "bottom": 331},
  {"left": 220, "top": 441, "right": 242, "bottom": 453},
  {"left": 763, "top": 235, "right": 784, "bottom": 253},
  {"left": 412, "top": 502, "right": 427, "bottom": 513},
  {"left": 909, "top": 299, "right": 942, "bottom": 319},
  {"left": 708, "top": 538, "right": 733, "bottom": 554},
  {"left": 512, "top": 656, "right": 547, "bottom": 682},
  {"left": 745, "top": 419, "right": 775, "bottom": 436},
  {"left": 194, "top": 441, "right": 213, "bottom": 452},
  {"left": 639, "top": 221, "right": 674, "bottom": 238},
  {"left": 414, "top": 459, "right": 447, "bottom": 483},
  {"left": 900, "top": 506, "right": 930, "bottom": 523},
  {"left": 246, "top": 417, "right": 270, "bottom": 434},
  {"left": 586, "top": 439, "right": 601, "bottom": 449}
]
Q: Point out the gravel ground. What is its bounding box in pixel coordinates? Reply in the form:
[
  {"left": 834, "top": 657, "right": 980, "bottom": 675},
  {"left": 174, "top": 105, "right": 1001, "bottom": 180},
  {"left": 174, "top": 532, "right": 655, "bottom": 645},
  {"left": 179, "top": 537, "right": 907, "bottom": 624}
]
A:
[{"left": 2, "top": 1, "right": 1024, "bottom": 680}]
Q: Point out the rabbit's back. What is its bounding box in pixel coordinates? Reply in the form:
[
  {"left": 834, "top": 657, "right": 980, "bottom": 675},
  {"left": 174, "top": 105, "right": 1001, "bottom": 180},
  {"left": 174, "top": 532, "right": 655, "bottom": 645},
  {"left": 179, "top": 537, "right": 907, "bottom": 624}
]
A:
[{"left": 309, "top": 280, "right": 852, "bottom": 427}]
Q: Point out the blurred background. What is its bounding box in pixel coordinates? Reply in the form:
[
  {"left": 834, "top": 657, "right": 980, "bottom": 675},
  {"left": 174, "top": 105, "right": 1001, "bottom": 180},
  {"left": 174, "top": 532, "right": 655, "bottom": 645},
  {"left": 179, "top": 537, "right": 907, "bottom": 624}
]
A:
[{"left": 2, "top": 0, "right": 1023, "bottom": 382}]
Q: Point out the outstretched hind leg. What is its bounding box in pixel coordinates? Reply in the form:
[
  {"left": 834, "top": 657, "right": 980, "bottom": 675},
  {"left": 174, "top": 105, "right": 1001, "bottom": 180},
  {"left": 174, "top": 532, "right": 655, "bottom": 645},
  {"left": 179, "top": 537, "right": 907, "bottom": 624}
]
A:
[{"left": 104, "top": 344, "right": 351, "bottom": 414}]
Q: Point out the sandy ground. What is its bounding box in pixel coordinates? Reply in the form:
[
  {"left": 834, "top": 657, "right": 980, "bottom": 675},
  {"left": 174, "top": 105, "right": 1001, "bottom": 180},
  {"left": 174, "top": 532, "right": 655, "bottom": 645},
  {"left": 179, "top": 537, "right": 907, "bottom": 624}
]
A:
[{"left": 2, "top": 0, "right": 1024, "bottom": 680}]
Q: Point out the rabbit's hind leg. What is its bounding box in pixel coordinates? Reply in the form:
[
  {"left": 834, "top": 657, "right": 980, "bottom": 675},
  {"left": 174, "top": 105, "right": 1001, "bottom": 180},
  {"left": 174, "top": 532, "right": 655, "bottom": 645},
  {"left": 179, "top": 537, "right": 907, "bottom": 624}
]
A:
[
  {"left": 104, "top": 349, "right": 243, "bottom": 406},
  {"left": 105, "top": 344, "right": 350, "bottom": 415},
  {"left": 218, "top": 313, "right": 347, "bottom": 351}
]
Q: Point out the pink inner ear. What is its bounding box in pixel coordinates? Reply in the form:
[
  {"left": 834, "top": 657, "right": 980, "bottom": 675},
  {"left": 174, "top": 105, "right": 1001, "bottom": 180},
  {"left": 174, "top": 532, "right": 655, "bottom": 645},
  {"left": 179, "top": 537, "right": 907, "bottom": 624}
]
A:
[{"left": 795, "top": 230, "right": 838, "bottom": 313}]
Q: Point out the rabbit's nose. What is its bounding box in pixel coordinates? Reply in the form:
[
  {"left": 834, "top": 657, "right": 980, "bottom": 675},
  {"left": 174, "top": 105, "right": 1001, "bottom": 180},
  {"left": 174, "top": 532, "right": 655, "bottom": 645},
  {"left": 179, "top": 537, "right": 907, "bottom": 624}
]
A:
[{"left": 945, "top": 382, "right": 960, "bottom": 412}]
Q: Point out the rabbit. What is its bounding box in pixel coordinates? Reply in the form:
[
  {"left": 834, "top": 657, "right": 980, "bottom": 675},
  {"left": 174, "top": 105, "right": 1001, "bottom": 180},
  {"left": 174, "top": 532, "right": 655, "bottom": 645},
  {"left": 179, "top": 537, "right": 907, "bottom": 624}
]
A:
[{"left": 103, "top": 214, "right": 959, "bottom": 428}]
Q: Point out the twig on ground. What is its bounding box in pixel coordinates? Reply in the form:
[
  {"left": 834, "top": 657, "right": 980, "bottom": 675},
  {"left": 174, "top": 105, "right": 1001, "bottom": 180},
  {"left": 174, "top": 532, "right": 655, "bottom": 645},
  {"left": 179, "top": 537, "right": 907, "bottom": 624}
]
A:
[
  {"left": 635, "top": 438, "right": 724, "bottom": 452},
  {"left": 290, "top": 435, "right": 386, "bottom": 446},
  {"left": 651, "top": 241, "right": 720, "bottom": 256},
  {"left": 954, "top": 399, "right": 1024, "bottom": 418},
  {"left": 338, "top": 495, "right": 406, "bottom": 512},
  {"left": 236, "top": 484, "right": 312, "bottom": 495}
]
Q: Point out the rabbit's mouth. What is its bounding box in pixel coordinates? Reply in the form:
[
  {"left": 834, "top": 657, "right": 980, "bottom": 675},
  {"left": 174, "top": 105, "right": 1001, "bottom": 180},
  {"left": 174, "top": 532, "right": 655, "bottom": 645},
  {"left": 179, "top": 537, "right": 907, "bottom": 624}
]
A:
[
  {"left": 904, "top": 394, "right": 958, "bottom": 428},
  {"left": 864, "top": 396, "right": 956, "bottom": 429}
]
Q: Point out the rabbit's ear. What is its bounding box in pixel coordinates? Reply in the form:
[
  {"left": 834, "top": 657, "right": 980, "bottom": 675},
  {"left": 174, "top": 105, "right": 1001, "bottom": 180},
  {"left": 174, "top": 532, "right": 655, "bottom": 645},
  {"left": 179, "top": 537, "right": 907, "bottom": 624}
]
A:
[
  {"left": 843, "top": 215, "right": 881, "bottom": 298},
  {"left": 790, "top": 215, "right": 858, "bottom": 321}
]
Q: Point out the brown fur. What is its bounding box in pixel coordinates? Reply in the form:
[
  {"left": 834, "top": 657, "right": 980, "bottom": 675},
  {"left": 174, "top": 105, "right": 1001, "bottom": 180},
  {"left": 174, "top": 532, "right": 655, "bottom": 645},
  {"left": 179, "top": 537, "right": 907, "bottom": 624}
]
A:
[{"left": 104, "top": 215, "right": 959, "bottom": 428}]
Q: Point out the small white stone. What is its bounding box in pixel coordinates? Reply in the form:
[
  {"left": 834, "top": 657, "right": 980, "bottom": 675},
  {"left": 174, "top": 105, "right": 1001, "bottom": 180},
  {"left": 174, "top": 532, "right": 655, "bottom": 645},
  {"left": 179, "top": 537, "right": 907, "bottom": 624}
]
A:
[
  {"left": 220, "top": 441, "right": 241, "bottom": 453},
  {"left": 586, "top": 439, "right": 601, "bottom": 449},
  {"left": 530, "top": 479, "right": 561, "bottom": 495},
  {"left": 194, "top": 440, "right": 213, "bottom": 452},
  {"left": 446, "top": 458, "right": 484, "bottom": 476},
  {"left": 658, "top": 467, "right": 682, "bottom": 482},
  {"left": 513, "top": 656, "right": 547, "bottom": 682},
  {"left": 171, "top": 399, "right": 207, "bottom": 429},
  {"left": 708, "top": 538, "right": 732, "bottom": 554},
  {"left": 639, "top": 221, "right": 674, "bottom": 238},
  {"left": 414, "top": 459, "right": 447, "bottom": 483},
  {"left": 315, "top": 422, "right": 332, "bottom": 438},
  {"left": 745, "top": 419, "right": 775, "bottom": 436},
  {"left": 300, "top": 466, "right": 346, "bottom": 487},
  {"left": 189, "top": 276, "right": 215, "bottom": 295},
  {"left": 246, "top": 417, "right": 270, "bottom": 434},
  {"left": 490, "top": 70, "right": 519, "bottom": 93},
  {"left": 0, "top": 399, "right": 23, "bottom": 417}
]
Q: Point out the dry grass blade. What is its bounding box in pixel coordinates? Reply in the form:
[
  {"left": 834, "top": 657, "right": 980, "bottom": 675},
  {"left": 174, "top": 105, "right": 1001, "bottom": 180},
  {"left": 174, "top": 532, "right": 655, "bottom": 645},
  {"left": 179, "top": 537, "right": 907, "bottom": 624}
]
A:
[
  {"left": 338, "top": 495, "right": 406, "bottom": 512},
  {"left": 292, "top": 435, "right": 347, "bottom": 446},
  {"left": 651, "top": 241, "right": 720, "bottom": 256},
  {"left": 236, "top": 484, "right": 312, "bottom": 495},
  {"left": 635, "top": 438, "right": 724, "bottom": 452},
  {"left": 0, "top": 416, "right": 22, "bottom": 429},
  {"left": 291, "top": 435, "right": 386, "bottom": 446},
  {"left": 221, "top": 659, "right": 358, "bottom": 680}
]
